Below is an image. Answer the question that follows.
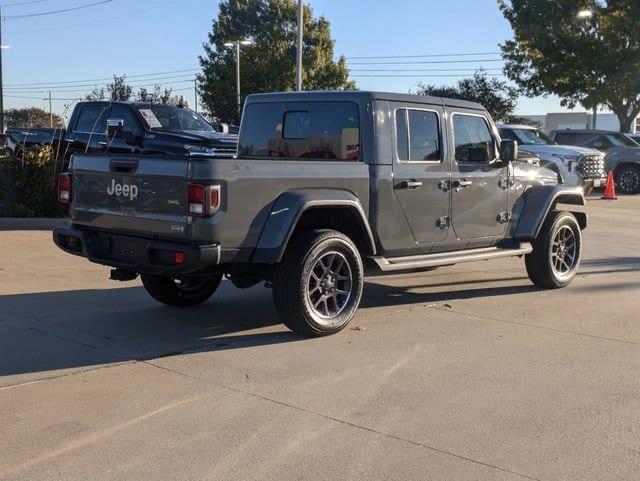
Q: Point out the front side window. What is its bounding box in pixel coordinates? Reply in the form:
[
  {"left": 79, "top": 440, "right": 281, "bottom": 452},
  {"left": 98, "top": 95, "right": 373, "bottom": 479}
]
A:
[
  {"left": 453, "top": 114, "right": 495, "bottom": 162},
  {"left": 239, "top": 101, "right": 360, "bottom": 161},
  {"left": 110, "top": 106, "right": 140, "bottom": 133},
  {"left": 395, "top": 109, "right": 440, "bottom": 161},
  {"left": 74, "top": 105, "right": 109, "bottom": 133}
]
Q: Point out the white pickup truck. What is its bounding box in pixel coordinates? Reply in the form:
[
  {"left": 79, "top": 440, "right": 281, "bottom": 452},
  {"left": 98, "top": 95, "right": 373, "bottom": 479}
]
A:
[{"left": 498, "top": 124, "right": 606, "bottom": 195}]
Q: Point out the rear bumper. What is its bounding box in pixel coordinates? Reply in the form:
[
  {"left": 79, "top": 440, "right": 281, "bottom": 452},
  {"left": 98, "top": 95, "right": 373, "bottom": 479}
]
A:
[{"left": 53, "top": 226, "right": 220, "bottom": 275}]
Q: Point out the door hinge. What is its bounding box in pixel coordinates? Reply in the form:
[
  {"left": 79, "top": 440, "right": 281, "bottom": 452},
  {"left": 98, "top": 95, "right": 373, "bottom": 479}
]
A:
[
  {"left": 497, "top": 212, "right": 511, "bottom": 224},
  {"left": 437, "top": 216, "right": 451, "bottom": 229},
  {"left": 498, "top": 178, "right": 510, "bottom": 190}
]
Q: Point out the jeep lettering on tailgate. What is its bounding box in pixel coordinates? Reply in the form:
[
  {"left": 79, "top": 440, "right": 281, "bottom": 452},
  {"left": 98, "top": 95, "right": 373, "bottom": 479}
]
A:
[{"left": 107, "top": 179, "right": 139, "bottom": 201}]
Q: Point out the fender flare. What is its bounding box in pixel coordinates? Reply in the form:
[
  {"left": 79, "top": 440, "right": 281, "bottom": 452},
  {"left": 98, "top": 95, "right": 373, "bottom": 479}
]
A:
[
  {"left": 251, "top": 189, "right": 376, "bottom": 263},
  {"left": 513, "top": 185, "right": 587, "bottom": 242}
]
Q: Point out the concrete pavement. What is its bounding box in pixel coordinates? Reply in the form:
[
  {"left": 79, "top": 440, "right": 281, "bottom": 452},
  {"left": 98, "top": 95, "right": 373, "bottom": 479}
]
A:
[{"left": 1, "top": 196, "right": 639, "bottom": 481}]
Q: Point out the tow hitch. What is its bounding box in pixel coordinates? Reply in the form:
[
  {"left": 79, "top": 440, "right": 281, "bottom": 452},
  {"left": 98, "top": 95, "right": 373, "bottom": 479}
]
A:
[{"left": 110, "top": 269, "right": 139, "bottom": 282}]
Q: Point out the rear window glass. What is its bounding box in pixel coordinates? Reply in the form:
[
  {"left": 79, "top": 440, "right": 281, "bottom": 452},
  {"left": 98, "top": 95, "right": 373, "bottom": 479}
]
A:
[
  {"left": 74, "top": 105, "right": 108, "bottom": 133},
  {"left": 239, "top": 101, "right": 360, "bottom": 161}
]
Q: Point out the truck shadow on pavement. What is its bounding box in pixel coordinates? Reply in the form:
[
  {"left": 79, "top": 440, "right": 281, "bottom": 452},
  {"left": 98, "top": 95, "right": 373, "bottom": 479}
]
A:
[{"left": 1, "top": 256, "right": 637, "bottom": 382}]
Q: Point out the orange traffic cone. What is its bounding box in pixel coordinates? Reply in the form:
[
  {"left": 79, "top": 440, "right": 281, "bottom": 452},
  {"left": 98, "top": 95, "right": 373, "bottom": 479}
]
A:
[{"left": 601, "top": 171, "right": 617, "bottom": 200}]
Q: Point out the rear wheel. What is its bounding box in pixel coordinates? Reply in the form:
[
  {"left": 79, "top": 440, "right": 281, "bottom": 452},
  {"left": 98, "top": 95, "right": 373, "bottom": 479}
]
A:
[
  {"left": 616, "top": 165, "right": 640, "bottom": 195},
  {"left": 273, "top": 229, "right": 364, "bottom": 337},
  {"left": 141, "top": 273, "right": 222, "bottom": 307},
  {"left": 525, "top": 212, "right": 582, "bottom": 289}
]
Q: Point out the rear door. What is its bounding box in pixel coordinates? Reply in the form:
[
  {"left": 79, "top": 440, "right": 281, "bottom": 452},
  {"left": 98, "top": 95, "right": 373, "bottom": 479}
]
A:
[
  {"left": 392, "top": 105, "right": 450, "bottom": 243},
  {"left": 71, "top": 154, "right": 190, "bottom": 239},
  {"left": 449, "top": 112, "right": 508, "bottom": 242}
]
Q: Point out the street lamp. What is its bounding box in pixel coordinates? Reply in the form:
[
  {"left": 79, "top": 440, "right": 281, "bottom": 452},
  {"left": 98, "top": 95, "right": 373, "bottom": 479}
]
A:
[
  {"left": 223, "top": 39, "right": 254, "bottom": 120},
  {"left": 577, "top": 8, "right": 597, "bottom": 130}
]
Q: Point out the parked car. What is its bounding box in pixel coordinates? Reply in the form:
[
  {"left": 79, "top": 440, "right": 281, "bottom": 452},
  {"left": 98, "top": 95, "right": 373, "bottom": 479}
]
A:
[
  {"left": 5, "top": 101, "right": 238, "bottom": 161},
  {"left": 498, "top": 124, "right": 606, "bottom": 195},
  {"left": 623, "top": 133, "right": 640, "bottom": 146},
  {"left": 549, "top": 129, "right": 640, "bottom": 195},
  {"left": 54, "top": 91, "right": 586, "bottom": 337}
]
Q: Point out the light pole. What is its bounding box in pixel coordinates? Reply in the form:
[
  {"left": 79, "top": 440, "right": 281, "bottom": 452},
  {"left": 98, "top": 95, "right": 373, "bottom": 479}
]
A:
[
  {"left": 296, "top": 0, "right": 303, "bottom": 91},
  {"left": 577, "top": 9, "right": 598, "bottom": 130},
  {"left": 223, "top": 39, "right": 253, "bottom": 120}
]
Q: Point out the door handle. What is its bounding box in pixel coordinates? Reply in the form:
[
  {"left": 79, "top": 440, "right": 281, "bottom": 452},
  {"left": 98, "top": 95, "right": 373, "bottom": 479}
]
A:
[
  {"left": 402, "top": 180, "right": 423, "bottom": 190},
  {"left": 452, "top": 179, "right": 473, "bottom": 189}
]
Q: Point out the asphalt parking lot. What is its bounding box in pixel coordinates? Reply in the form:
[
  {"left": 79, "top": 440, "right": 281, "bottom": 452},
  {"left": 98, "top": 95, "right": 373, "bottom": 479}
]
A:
[{"left": 1, "top": 196, "right": 639, "bottom": 481}]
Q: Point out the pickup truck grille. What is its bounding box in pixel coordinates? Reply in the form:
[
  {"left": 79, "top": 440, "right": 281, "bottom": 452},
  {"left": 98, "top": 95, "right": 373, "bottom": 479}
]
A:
[{"left": 577, "top": 154, "right": 606, "bottom": 179}]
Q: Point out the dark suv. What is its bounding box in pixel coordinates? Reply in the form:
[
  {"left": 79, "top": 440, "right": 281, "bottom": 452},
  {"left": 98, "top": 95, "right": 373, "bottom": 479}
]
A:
[
  {"left": 549, "top": 129, "right": 640, "bottom": 194},
  {"left": 54, "top": 91, "right": 587, "bottom": 337}
]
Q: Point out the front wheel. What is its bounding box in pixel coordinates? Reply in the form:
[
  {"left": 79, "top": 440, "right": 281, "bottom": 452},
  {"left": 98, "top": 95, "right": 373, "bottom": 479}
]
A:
[
  {"left": 273, "top": 229, "right": 364, "bottom": 337},
  {"left": 616, "top": 165, "right": 640, "bottom": 195},
  {"left": 525, "top": 212, "right": 582, "bottom": 289},
  {"left": 141, "top": 273, "right": 222, "bottom": 307}
]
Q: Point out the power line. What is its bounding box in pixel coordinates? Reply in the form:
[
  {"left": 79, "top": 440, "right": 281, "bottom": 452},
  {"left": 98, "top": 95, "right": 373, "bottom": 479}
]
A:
[
  {"left": 350, "top": 68, "right": 503, "bottom": 72},
  {"left": 351, "top": 74, "right": 506, "bottom": 78},
  {"left": 346, "top": 51, "right": 501, "bottom": 59},
  {"left": 5, "top": 0, "right": 182, "bottom": 33},
  {"left": 349, "top": 59, "right": 505, "bottom": 65},
  {"left": 4, "top": 0, "right": 112, "bottom": 19},
  {"left": 1, "top": 0, "right": 50, "bottom": 7},
  {"left": 4, "top": 68, "right": 198, "bottom": 87},
  {"left": 5, "top": 74, "right": 197, "bottom": 91}
]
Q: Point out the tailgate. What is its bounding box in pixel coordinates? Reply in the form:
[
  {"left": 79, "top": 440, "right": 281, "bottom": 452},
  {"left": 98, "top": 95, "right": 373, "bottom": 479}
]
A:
[{"left": 70, "top": 155, "right": 190, "bottom": 239}]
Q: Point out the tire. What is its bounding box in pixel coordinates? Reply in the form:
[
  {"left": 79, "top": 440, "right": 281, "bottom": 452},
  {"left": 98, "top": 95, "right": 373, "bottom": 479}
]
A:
[
  {"left": 525, "top": 212, "right": 582, "bottom": 289},
  {"left": 273, "top": 229, "right": 364, "bottom": 337},
  {"left": 616, "top": 165, "right": 640, "bottom": 195},
  {"left": 141, "top": 273, "right": 222, "bottom": 307}
]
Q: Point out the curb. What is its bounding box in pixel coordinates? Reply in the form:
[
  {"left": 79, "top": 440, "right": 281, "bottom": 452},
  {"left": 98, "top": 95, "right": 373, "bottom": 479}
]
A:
[{"left": 0, "top": 218, "right": 69, "bottom": 231}]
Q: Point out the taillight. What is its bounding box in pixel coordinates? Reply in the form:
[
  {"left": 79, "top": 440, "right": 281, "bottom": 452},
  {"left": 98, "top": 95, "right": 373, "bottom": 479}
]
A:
[
  {"left": 188, "top": 183, "right": 221, "bottom": 217},
  {"left": 58, "top": 173, "right": 72, "bottom": 203}
]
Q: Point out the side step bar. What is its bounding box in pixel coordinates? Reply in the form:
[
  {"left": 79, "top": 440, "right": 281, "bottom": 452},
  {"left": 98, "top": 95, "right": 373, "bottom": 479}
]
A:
[{"left": 371, "top": 243, "right": 533, "bottom": 272}]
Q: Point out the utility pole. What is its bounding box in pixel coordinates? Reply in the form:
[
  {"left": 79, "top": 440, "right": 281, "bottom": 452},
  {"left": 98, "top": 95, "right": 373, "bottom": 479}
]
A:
[
  {"left": 0, "top": 7, "right": 5, "bottom": 134},
  {"left": 296, "top": 0, "right": 303, "bottom": 91},
  {"left": 49, "top": 90, "right": 53, "bottom": 128},
  {"left": 235, "top": 42, "right": 241, "bottom": 117},
  {"left": 194, "top": 79, "right": 198, "bottom": 113}
]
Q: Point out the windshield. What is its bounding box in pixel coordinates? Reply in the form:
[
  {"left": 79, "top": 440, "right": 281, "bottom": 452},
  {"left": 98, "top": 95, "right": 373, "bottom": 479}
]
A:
[
  {"left": 137, "top": 106, "right": 214, "bottom": 133},
  {"left": 504, "top": 128, "right": 555, "bottom": 145},
  {"left": 606, "top": 133, "right": 639, "bottom": 147}
]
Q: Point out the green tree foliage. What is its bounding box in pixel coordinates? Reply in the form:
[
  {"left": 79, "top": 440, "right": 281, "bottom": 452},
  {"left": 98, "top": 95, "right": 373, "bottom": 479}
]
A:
[
  {"left": 5, "top": 107, "right": 64, "bottom": 129},
  {"left": 499, "top": 0, "right": 640, "bottom": 132},
  {"left": 11, "top": 146, "right": 66, "bottom": 217},
  {"left": 198, "top": 0, "right": 355, "bottom": 123},
  {"left": 85, "top": 75, "right": 133, "bottom": 101},
  {"left": 137, "top": 85, "right": 174, "bottom": 104},
  {"left": 417, "top": 70, "right": 519, "bottom": 121}
]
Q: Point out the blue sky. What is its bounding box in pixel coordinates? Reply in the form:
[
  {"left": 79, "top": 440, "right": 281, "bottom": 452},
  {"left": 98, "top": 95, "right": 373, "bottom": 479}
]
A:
[{"left": 2, "top": 0, "right": 573, "bottom": 118}]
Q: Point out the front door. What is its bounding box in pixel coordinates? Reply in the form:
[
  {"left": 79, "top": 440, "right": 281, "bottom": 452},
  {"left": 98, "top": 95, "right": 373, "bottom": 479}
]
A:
[
  {"left": 392, "top": 106, "right": 451, "bottom": 243},
  {"left": 450, "top": 113, "right": 508, "bottom": 241}
]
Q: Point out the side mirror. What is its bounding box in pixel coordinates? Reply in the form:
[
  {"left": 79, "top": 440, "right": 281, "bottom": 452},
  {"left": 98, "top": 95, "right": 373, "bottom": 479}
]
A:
[
  {"left": 500, "top": 139, "right": 518, "bottom": 163},
  {"left": 106, "top": 118, "right": 135, "bottom": 145}
]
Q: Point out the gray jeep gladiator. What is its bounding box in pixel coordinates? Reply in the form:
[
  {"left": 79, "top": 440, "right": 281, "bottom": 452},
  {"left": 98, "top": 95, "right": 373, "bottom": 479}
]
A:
[{"left": 53, "top": 91, "right": 587, "bottom": 337}]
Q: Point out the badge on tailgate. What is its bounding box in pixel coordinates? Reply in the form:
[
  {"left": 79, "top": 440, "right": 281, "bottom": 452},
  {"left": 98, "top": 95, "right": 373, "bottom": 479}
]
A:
[{"left": 107, "top": 179, "right": 139, "bottom": 201}]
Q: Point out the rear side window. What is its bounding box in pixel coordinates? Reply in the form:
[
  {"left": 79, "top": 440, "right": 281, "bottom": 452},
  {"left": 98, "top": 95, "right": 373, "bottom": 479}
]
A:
[
  {"left": 453, "top": 114, "right": 495, "bottom": 162},
  {"left": 553, "top": 132, "right": 590, "bottom": 146},
  {"left": 239, "top": 101, "right": 360, "bottom": 161},
  {"left": 74, "top": 105, "right": 108, "bottom": 133},
  {"left": 395, "top": 109, "right": 441, "bottom": 161}
]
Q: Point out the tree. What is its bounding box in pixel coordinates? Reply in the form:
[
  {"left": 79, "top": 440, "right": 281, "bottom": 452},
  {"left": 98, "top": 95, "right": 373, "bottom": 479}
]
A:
[
  {"left": 499, "top": 0, "right": 640, "bottom": 132},
  {"left": 137, "top": 85, "right": 174, "bottom": 104},
  {"left": 198, "top": 0, "right": 355, "bottom": 123},
  {"left": 5, "top": 107, "right": 64, "bottom": 129},
  {"left": 417, "top": 70, "right": 519, "bottom": 121},
  {"left": 106, "top": 75, "right": 133, "bottom": 101}
]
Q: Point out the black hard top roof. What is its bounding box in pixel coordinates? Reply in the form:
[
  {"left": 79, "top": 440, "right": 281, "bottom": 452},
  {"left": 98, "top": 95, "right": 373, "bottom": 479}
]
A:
[{"left": 246, "top": 90, "right": 486, "bottom": 111}]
